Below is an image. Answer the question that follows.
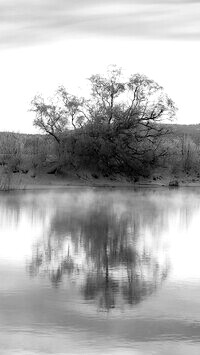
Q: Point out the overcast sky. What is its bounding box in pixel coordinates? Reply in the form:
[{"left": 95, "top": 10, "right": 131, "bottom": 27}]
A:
[{"left": 1, "top": 0, "right": 200, "bottom": 132}]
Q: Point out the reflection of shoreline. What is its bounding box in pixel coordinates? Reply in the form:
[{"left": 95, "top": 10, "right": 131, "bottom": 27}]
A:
[
  {"left": 1, "top": 189, "right": 200, "bottom": 355},
  {"left": 27, "top": 192, "right": 171, "bottom": 311},
  {"left": 1, "top": 188, "right": 200, "bottom": 310}
]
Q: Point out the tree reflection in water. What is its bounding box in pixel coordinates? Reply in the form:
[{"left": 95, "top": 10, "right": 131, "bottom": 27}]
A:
[{"left": 27, "top": 193, "right": 169, "bottom": 311}]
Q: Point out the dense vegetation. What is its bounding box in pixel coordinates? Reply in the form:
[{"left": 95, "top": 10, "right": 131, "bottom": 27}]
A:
[{"left": 1, "top": 66, "right": 200, "bottom": 188}]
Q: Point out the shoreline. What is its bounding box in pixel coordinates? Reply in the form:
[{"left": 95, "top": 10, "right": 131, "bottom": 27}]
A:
[{"left": 1, "top": 172, "right": 200, "bottom": 191}]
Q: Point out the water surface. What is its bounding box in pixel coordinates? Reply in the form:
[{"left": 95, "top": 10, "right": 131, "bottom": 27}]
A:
[{"left": 0, "top": 188, "right": 200, "bottom": 354}]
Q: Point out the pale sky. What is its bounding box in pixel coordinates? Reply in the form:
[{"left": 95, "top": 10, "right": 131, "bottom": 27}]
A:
[{"left": 0, "top": 0, "right": 200, "bottom": 133}]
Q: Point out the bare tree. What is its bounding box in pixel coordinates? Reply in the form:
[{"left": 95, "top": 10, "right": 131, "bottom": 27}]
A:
[
  {"left": 88, "top": 65, "right": 125, "bottom": 124},
  {"left": 30, "top": 94, "right": 67, "bottom": 144},
  {"left": 30, "top": 66, "right": 177, "bottom": 175}
]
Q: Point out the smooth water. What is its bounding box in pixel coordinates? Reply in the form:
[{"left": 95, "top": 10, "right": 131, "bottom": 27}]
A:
[{"left": 0, "top": 187, "right": 200, "bottom": 354}]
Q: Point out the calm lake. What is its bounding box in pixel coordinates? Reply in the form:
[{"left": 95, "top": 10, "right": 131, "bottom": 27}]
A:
[{"left": 0, "top": 188, "right": 200, "bottom": 355}]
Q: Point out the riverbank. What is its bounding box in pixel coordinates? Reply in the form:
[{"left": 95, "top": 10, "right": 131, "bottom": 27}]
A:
[{"left": 1, "top": 169, "right": 200, "bottom": 190}]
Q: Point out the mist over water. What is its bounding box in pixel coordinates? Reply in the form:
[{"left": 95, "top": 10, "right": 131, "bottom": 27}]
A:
[{"left": 0, "top": 188, "right": 200, "bottom": 354}]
